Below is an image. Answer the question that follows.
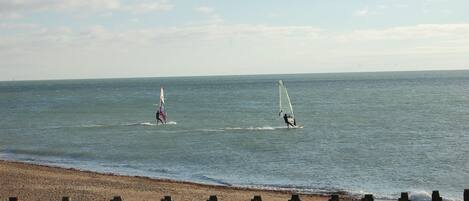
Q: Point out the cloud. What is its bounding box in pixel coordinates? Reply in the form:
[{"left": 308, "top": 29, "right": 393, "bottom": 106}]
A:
[
  {"left": 354, "top": 3, "right": 410, "bottom": 17},
  {"left": 340, "top": 23, "right": 469, "bottom": 41},
  {"left": 124, "top": 1, "right": 174, "bottom": 13},
  {"left": 193, "top": 6, "right": 223, "bottom": 24},
  {"left": 0, "top": 23, "right": 38, "bottom": 30},
  {"left": 194, "top": 6, "right": 215, "bottom": 14},
  {"left": 0, "top": 0, "right": 121, "bottom": 12},
  {"left": 0, "top": 0, "right": 173, "bottom": 14},
  {"left": 3, "top": 23, "right": 468, "bottom": 56},
  {"left": 354, "top": 7, "right": 370, "bottom": 16},
  {"left": 1, "top": 23, "right": 469, "bottom": 80},
  {"left": 0, "top": 12, "right": 22, "bottom": 19}
]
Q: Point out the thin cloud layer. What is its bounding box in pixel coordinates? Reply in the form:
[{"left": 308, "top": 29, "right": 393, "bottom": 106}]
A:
[
  {"left": 194, "top": 6, "right": 215, "bottom": 14},
  {"left": 0, "top": 0, "right": 468, "bottom": 80},
  {"left": 0, "top": 0, "right": 173, "bottom": 14},
  {"left": 340, "top": 24, "right": 469, "bottom": 41}
]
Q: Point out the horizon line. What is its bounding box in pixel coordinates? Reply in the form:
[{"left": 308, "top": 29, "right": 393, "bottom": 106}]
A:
[{"left": 1, "top": 68, "right": 469, "bottom": 82}]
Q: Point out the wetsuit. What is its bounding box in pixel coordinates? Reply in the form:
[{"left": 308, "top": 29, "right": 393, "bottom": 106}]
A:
[{"left": 156, "top": 111, "right": 164, "bottom": 124}]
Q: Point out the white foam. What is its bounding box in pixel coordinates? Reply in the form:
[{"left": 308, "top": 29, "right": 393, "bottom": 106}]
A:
[
  {"left": 139, "top": 122, "right": 156, "bottom": 126},
  {"left": 198, "top": 128, "right": 224, "bottom": 132},
  {"left": 409, "top": 190, "right": 432, "bottom": 201},
  {"left": 224, "top": 126, "right": 282, "bottom": 131},
  {"left": 409, "top": 191, "right": 459, "bottom": 201},
  {"left": 123, "top": 121, "right": 176, "bottom": 127},
  {"left": 80, "top": 124, "right": 108, "bottom": 128}
]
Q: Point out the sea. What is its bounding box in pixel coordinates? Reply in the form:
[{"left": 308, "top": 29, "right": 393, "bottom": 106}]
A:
[{"left": 1, "top": 70, "right": 468, "bottom": 200}]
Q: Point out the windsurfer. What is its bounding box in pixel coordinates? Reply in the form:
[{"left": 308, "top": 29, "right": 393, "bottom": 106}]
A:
[
  {"left": 156, "top": 110, "right": 164, "bottom": 125},
  {"left": 283, "top": 113, "right": 295, "bottom": 128}
]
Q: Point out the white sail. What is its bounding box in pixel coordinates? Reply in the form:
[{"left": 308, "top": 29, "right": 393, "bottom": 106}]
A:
[
  {"left": 278, "top": 80, "right": 294, "bottom": 117},
  {"left": 160, "top": 87, "right": 165, "bottom": 105},
  {"left": 157, "top": 87, "right": 167, "bottom": 123}
]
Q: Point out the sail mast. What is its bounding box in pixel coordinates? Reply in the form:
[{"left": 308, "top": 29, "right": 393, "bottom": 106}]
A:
[
  {"left": 284, "top": 83, "right": 294, "bottom": 117},
  {"left": 279, "top": 80, "right": 283, "bottom": 114},
  {"left": 279, "top": 80, "right": 294, "bottom": 117}
]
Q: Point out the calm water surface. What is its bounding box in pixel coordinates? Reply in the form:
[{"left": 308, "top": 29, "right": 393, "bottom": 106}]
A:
[{"left": 1, "top": 71, "right": 468, "bottom": 200}]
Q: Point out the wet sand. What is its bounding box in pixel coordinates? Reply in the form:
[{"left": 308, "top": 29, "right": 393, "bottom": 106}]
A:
[{"left": 0, "top": 160, "right": 347, "bottom": 201}]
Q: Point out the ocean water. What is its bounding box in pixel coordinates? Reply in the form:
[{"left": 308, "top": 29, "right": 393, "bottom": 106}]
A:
[{"left": 1, "top": 71, "right": 469, "bottom": 200}]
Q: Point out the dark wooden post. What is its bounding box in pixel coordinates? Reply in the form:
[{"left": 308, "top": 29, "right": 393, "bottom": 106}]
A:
[
  {"left": 432, "top": 191, "right": 442, "bottom": 201},
  {"left": 9, "top": 197, "right": 18, "bottom": 201},
  {"left": 161, "top": 196, "right": 172, "bottom": 201},
  {"left": 207, "top": 195, "right": 218, "bottom": 201},
  {"left": 111, "top": 196, "right": 123, "bottom": 201},
  {"left": 361, "top": 194, "right": 373, "bottom": 201},
  {"left": 251, "top": 195, "right": 262, "bottom": 201},
  {"left": 329, "top": 195, "right": 339, "bottom": 201},
  {"left": 464, "top": 189, "right": 468, "bottom": 201},
  {"left": 398, "top": 192, "right": 410, "bottom": 201},
  {"left": 289, "top": 194, "right": 301, "bottom": 201}
]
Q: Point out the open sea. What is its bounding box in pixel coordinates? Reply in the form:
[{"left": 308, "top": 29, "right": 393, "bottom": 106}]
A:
[{"left": 1, "top": 71, "right": 468, "bottom": 200}]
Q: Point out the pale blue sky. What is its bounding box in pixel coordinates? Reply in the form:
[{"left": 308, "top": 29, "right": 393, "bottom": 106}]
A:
[{"left": 1, "top": 0, "right": 469, "bottom": 80}]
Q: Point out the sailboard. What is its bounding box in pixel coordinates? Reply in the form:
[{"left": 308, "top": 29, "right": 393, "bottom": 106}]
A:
[
  {"left": 156, "top": 87, "right": 167, "bottom": 124},
  {"left": 278, "top": 80, "right": 302, "bottom": 128}
]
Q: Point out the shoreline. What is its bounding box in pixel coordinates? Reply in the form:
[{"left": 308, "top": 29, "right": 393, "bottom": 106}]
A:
[{"left": 0, "top": 159, "right": 351, "bottom": 201}]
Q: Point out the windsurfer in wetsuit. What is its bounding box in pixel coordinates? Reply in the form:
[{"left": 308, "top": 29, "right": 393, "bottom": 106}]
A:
[
  {"left": 156, "top": 110, "right": 164, "bottom": 125},
  {"left": 283, "top": 113, "right": 295, "bottom": 128}
]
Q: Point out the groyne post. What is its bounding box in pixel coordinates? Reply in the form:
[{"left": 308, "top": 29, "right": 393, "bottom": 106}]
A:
[
  {"left": 329, "top": 195, "right": 339, "bottom": 201},
  {"left": 289, "top": 194, "right": 301, "bottom": 201},
  {"left": 361, "top": 194, "right": 374, "bottom": 201},
  {"left": 432, "top": 191, "right": 442, "bottom": 201},
  {"left": 8, "top": 197, "right": 18, "bottom": 201},
  {"left": 62, "top": 196, "right": 71, "bottom": 201},
  {"left": 464, "top": 189, "right": 468, "bottom": 201},
  {"left": 111, "top": 196, "right": 123, "bottom": 201},
  {"left": 161, "top": 196, "right": 172, "bottom": 201},
  {"left": 463, "top": 189, "right": 469, "bottom": 201},
  {"left": 207, "top": 195, "right": 218, "bottom": 201},
  {"left": 251, "top": 195, "right": 262, "bottom": 201},
  {"left": 398, "top": 192, "right": 410, "bottom": 201}
]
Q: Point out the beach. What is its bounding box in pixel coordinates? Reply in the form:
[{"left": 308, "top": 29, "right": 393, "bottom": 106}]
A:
[{"left": 0, "top": 160, "right": 335, "bottom": 201}]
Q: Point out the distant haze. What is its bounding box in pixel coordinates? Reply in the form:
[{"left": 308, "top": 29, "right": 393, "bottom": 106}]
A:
[{"left": 1, "top": 0, "right": 469, "bottom": 81}]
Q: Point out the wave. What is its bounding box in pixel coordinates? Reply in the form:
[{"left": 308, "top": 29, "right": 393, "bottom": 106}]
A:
[
  {"left": 33, "top": 122, "right": 305, "bottom": 132},
  {"left": 126, "top": 121, "right": 177, "bottom": 127},
  {"left": 1, "top": 148, "right": 95, "bottom": 160},
  {"left": 408, "top": 190, "right": 458, "bottom": 201},
  {"left": 79, "top": 124, "right": 111, "bottom": 128},
  {"left": 125, "top": 122, "right": 156, "bottom": 126},
  {"left": 190, "top": 125, "right": 303, "bottom": 133},
  {"left": 223, "top": 126, "right": 288, "bottom": 131},
  {"left": 195, "top": 128, "right": 225, "bottom": 132},
  {"left": 31, "top": 121, "right": 179, "bottom": 130},
  {"left": 194, "top": 174, "right": 232, "bottom": 186},
  {"left": 33, "top": 124, "right": 113, "bottom": 130}
]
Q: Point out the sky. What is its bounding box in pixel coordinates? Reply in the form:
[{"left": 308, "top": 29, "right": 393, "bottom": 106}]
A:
[{"left": 1, "top": 0, "right": 469, "bottom": 80}]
